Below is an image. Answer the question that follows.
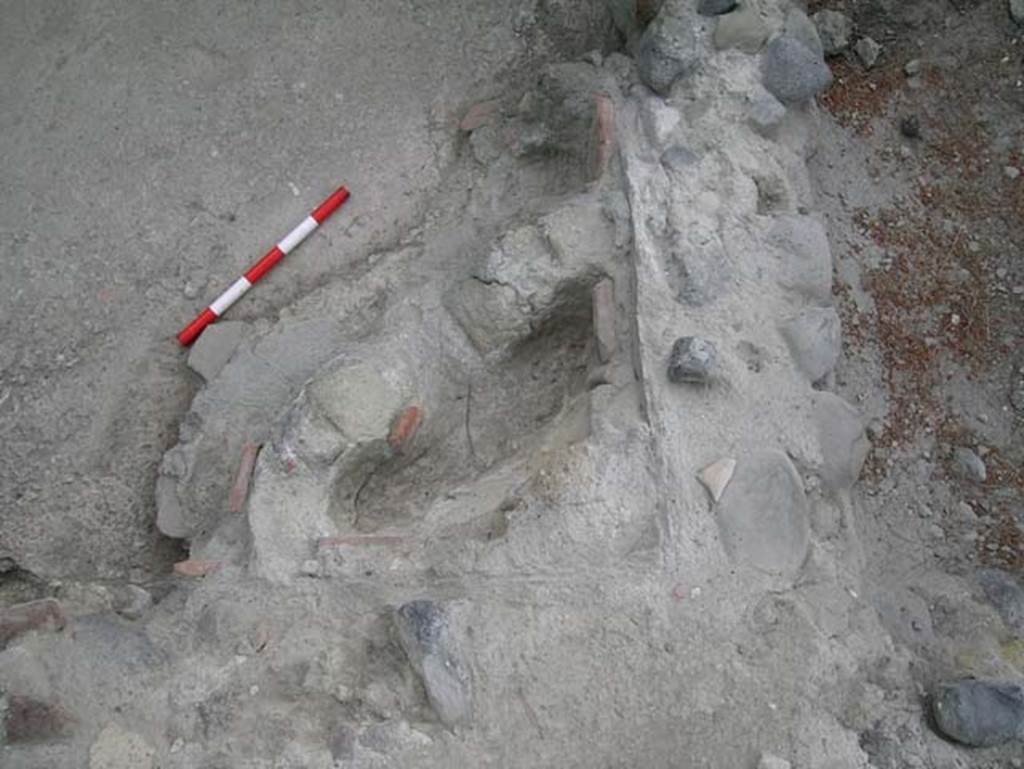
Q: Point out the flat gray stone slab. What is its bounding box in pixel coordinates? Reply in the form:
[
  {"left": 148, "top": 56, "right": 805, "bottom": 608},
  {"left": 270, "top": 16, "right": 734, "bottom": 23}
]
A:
[{"left": 715, "top": 450, "right": 809, "bottom": 576}]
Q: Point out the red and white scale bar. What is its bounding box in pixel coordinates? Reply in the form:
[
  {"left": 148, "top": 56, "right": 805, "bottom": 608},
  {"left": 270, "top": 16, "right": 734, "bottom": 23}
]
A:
[{"left": 177, "top": 185, "right": 351, "bottom": 346}]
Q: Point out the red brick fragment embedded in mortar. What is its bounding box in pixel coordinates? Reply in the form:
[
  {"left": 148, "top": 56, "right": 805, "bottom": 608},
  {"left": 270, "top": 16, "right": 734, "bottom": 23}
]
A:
[{"left": 388, "top": 406, "right": 423, "bottom": 454}]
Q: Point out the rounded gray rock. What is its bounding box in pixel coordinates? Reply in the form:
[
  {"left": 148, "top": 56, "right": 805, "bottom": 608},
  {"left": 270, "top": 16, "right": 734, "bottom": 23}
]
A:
[
  {"left": 761, "top": 36, "right": 833, "bottom": 104},
  {"left": 780, "top": 307, "right": 841, "bottom": 383},
  {"left": 637, "top": 7, "right": 701, "bottom": 95},
  {"left": 813, "top": 392, "right": 869, "bottom": 493},
  {"left": 932, "top": 680, "right": 1024, "bottom": 747},
  {"left": 766, "top": 215, "right": 833, "bottom": 302},
  {"left": 667, "top": 336, "right": 717, "bottom": 384}
]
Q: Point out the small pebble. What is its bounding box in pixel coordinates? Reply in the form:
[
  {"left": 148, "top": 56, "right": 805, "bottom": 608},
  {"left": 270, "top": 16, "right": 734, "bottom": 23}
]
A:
[
  {"left": 854, "top": 36, "right": 881, "bottom": 68},
  {"left": 952, "top": 447, "right": 987, "bottom": 483},
  {"left": 958, "top": 501, "right": 977, "bottom": 521},
  {"left": 904, "top": 59, "right": 922, "bottom": 76},
  {"left": 900, "top": 116, "right": 921, "bottom": 139},
  {"left": 1006, "top": 166, "right": 1021, "bottom": 180},
  {"left": 113, "top": 585, "right": 153, "bottom": 620},
  {"left": 183, "top": 281, "right": 200, "bottom": 300}
]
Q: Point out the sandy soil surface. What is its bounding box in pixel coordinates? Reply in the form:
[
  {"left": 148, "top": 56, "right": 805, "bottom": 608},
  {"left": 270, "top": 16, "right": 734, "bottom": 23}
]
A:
[{"left": 0, "top": 0, "right": 608, "bottom": 584}]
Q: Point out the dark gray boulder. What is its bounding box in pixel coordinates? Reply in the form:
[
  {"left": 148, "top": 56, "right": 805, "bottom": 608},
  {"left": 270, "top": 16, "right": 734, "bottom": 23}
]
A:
[{"left": 932, "top": 680, "right": 1024, "bottom": 747}]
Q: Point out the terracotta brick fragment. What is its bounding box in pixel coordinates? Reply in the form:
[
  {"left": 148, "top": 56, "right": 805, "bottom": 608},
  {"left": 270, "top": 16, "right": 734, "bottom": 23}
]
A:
[
  {"left": 172, "top": 559, "right": 221, "bottom": 577},
  {"left": 459, "top": 100, "right": 500, "bottom": 132},
  {"left": 593, "top": 95, "right": 615, "bottom": 181},
  {"left": 388, "top": 406, "right": 423, "bottom": 454}
]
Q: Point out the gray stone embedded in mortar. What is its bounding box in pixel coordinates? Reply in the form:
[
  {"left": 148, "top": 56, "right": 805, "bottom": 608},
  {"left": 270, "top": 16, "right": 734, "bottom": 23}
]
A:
[
  {"left": 714, "top": 3, "right": 770, "bottom": 54},
  {"left": 667, "top": 336, "right": 717, "bottom": 384},
  {"left": 783, "top": 8, "right": 823, "bottom": 58},
  {"left": 761, "top": 36, "right": 833, "bottom": 104},
  {"left": 932, "top": 679, "right": 1024, "bottom": 747},
  {"left": 636, "top": 3, "right": 701, "bottom": 95},
  {"left": 698, "top": 0, "right": 737, "bottom": 17},
  {"left": 716, "top": 451, "right": 809, "bottom": 576},
  {"left": 780, "top": 307, "right": 841, "bottom": 383},
  {"left": 394, "top": 600, "right": 473, "bottom": 729}
]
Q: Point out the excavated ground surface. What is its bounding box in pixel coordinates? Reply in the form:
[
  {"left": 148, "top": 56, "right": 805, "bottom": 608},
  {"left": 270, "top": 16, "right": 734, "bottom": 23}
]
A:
[{"left": 2, "top": 1, "right": 1024, "bottom": 767}]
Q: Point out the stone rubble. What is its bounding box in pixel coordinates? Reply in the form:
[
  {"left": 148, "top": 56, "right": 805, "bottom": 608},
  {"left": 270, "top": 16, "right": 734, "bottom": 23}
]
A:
[
  {"left": 5, "top": 2, "right": 1012, "bottom": 767},
  {"left": 854, "top": 36, "right": 882, "bottom": 69},
  {"left": 812, "top": 10, "right": 852, "bottom": 55}
]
